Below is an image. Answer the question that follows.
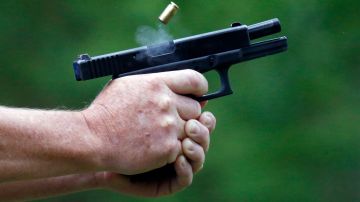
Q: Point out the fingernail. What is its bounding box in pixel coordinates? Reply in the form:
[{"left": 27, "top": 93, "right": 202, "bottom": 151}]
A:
[
  {"left": 189, "top": 121, "right": 199, "bottom": 134},
  {"left": 183, "top": 139, "right": 193, "bottom": 152},
  {"left": 204, "top": 114, "right": 212, "bottom": 127}
]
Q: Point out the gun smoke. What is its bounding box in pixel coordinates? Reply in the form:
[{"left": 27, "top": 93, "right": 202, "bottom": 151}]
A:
[
  {"left": 135, "top": 23, "right": 175, "bottom": 60},
  {"left": 136, "top": 24, "right": 173, "bottom": 46}
]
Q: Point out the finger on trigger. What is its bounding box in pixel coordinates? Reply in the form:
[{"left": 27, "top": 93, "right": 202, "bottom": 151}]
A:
[{"left": 159, "top": 70, "right": 208, "bottom": 97}]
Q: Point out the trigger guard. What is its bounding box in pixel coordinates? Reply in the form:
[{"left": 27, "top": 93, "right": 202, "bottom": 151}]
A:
[{"left": 194, "top": 66, "right": 233, "bottom": 102}]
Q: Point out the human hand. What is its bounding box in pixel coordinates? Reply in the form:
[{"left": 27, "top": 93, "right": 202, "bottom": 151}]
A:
[
  {"left": 94, "top": 112, "right": 216, "bottom": 197},
  {"left": 82, "top": 70, "right": 208, "bottom": 175}
]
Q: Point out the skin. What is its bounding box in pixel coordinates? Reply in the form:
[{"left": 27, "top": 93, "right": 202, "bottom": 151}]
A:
[{"left": 0, "top": 70, "right": 216, "bottom": 201}]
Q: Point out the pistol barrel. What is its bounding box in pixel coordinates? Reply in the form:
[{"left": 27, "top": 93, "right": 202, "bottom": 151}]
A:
[{"left": 248, "top": 18, "right": 281, "bottom": 40}]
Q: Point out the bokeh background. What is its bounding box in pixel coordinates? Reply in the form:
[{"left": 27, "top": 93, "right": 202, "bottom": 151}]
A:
[{"left": 0, "top": 0, "right": 359, "bottom": 201}]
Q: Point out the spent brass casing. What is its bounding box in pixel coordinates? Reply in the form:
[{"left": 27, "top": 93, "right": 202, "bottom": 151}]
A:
[{"left": 159, "top": 2, "right": 179, "bottom": 24}]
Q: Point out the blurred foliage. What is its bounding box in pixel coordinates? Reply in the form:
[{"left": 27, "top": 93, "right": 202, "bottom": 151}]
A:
[{"left": 0, "top": 0, "right": 359, "bottom": 201}]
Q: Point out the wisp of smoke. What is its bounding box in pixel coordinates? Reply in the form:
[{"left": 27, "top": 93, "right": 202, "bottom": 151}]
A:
[{"left": 135, "top": 24, "right": 173, "bottom": 46}]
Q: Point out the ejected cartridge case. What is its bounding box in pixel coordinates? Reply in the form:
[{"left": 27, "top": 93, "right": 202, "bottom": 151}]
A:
[{"left": 159, "top": 2, "right": 179, "bottom": 24}]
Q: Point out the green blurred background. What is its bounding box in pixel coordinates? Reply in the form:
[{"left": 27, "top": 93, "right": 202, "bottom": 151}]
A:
[{"left": 0, "top": 0, "right": 359, "bottom": 201}]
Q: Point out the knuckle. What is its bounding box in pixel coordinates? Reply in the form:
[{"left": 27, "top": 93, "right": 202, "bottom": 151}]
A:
[
  {"left": 165, "top": 138, "right": 177, "bottom": 151},
  {"left": 158, "top": 95, "right": 172, "bottom": 111},
  {"left": 161, "top": 116, "right": 176, "bottom": 130}
]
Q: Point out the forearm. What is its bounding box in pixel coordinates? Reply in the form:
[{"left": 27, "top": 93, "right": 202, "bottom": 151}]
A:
[
  {"left": 0, "top": 173, "right": 99, "bottom": 201},
  {"left": 0, "top": 106, "right": 102, "bottom": 182}
]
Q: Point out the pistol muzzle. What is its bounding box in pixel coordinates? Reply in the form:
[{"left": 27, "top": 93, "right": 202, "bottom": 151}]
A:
[{"left": 248, "top": 18, "right": 281, "bottom": 40}]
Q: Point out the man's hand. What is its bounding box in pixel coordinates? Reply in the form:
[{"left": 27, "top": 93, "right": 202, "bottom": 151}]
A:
[
  {"left": 82, "top": 70, "right": 209, "bottom": 175},
  {"left": 0, "top": 70, "right": 217, "bottom": 200},
  {"left": 94, "top": 111, "right": 216, "bottom": 197}
]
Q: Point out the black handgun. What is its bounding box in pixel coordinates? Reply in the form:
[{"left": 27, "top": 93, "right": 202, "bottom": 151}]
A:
[{"left": 73, "top": 18, "right": 288, "bottom": 101}]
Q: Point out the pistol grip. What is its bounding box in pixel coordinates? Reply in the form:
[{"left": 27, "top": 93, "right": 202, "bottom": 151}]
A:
[{"left": 195, "top": 66, "right": 233, "bottom": 102}]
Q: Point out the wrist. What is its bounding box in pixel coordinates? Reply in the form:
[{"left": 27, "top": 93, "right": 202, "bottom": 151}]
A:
[
  {"left": 74, "top": 110, "right": 105, "bottom": 172},
  {"left": 79, "top": 105, "right": 119, "bottom": 172}
]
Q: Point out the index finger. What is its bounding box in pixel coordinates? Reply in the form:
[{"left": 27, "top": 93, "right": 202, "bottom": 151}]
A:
[{"left": 158, "top": 70, "right": 208, "bottom": 97}]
